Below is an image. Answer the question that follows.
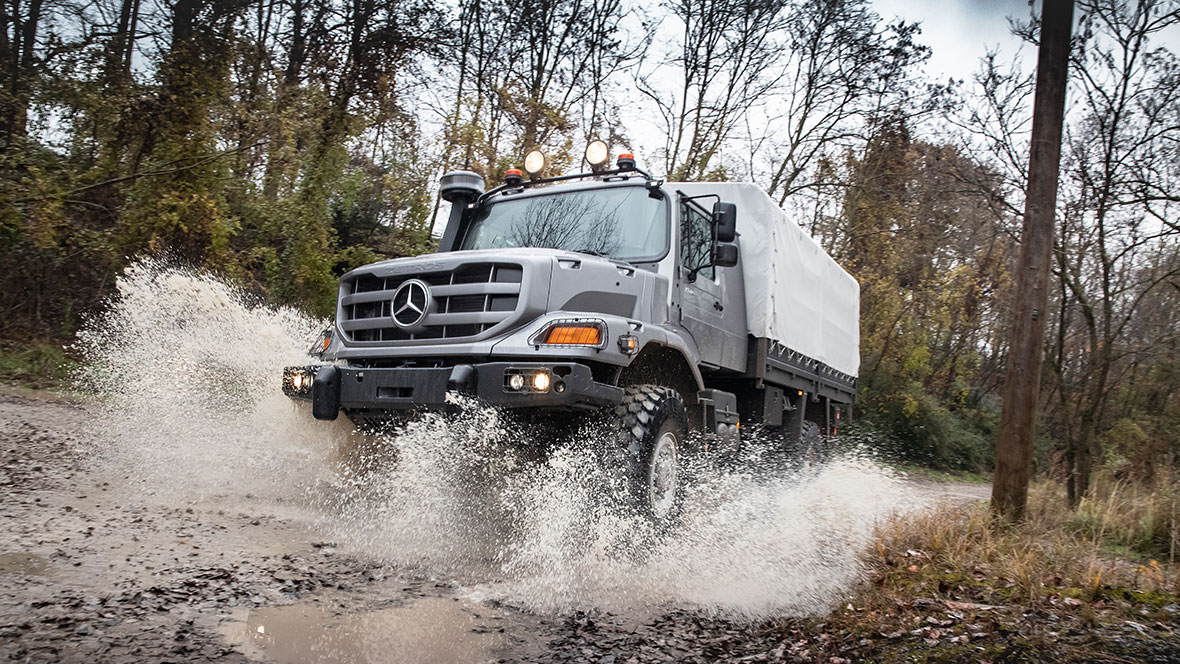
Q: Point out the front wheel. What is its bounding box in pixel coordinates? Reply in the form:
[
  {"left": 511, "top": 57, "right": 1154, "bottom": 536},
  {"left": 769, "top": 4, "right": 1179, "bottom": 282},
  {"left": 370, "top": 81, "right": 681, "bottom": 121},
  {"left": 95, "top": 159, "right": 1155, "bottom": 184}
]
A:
[{"left": 615, "top": 385, "right": 689, "bottom": 526}]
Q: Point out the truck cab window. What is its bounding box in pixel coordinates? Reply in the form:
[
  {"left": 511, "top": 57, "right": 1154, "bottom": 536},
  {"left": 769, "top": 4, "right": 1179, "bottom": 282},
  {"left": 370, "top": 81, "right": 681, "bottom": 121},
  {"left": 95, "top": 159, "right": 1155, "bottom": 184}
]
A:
[
  {"left": 459, "top": 187, "right": 667, "bottom": 262},
  {"left": 680, "top": 201, "right": 714, "bottom": 281}
]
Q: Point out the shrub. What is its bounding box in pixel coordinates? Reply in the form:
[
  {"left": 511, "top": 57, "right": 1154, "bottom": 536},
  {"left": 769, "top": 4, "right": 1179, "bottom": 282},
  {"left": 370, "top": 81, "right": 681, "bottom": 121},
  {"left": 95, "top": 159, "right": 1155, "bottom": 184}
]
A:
[{"left": 860, "top": 390, "right": 995, "bottom": 473}]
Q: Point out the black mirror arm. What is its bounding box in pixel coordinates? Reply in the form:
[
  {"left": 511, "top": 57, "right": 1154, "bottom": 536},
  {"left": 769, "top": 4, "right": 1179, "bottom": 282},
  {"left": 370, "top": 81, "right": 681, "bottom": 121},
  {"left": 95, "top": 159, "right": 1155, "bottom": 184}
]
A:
[{"left": 685, "top": 251, "right": 725, "bottom": 282}]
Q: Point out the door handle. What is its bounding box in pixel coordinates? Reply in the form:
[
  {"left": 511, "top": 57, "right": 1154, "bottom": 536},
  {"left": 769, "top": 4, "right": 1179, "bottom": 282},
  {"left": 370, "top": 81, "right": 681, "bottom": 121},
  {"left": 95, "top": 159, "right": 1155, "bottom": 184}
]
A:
[{"left": 713, "top": 301, "right": 724, "bottom": 312}]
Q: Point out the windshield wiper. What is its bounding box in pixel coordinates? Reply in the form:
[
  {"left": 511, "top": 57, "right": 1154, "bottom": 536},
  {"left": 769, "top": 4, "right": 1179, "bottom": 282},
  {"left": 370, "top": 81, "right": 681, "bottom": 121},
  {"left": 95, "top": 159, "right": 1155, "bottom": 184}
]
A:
[{"left": 574, "top": 248, "right": 609, "bottom": 257}]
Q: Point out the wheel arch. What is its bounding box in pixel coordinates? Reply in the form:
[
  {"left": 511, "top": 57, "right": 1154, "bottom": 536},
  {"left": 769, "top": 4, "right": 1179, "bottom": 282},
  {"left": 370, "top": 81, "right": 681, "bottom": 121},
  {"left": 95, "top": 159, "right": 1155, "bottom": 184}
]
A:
[{"left": 617, "top": 343, "right": 703, "bottom": 405}]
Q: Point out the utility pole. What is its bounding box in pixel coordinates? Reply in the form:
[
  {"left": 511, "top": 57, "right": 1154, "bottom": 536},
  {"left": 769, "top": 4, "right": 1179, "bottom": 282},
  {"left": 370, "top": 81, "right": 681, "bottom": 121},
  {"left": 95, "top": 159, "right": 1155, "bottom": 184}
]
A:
[{"left": 992, "top": 0, "right": 1074, "bottom": 522}]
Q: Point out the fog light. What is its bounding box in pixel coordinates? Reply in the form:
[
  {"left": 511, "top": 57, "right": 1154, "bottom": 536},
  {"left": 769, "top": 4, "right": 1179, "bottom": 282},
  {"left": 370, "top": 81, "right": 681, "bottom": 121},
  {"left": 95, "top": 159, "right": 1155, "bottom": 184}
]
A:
[
  {"left": 508, "top": 373, "right": 525, "bottom": 391},
  {"left": 292, "top": 373, "right": 307, "bottom": 390},
  {"left": 531, "top": 372, "right": 551, "bottom": 392}
]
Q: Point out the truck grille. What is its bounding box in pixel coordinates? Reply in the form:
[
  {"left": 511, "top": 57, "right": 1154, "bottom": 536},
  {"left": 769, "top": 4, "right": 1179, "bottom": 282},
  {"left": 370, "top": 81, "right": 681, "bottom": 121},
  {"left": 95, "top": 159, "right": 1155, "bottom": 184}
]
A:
[{"left": 338, "top": 263, "right": 524, "bottom": 343}]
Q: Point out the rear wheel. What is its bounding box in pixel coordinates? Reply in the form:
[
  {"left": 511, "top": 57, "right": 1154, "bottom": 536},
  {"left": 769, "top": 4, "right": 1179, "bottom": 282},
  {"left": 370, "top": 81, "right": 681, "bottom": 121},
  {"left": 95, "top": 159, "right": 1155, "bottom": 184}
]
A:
[
  {"left": 799, "top": 420, "right": 828, "bottom": 470},
  {"left": 615, "top": 385, "right": 688, "bottom": 526}
]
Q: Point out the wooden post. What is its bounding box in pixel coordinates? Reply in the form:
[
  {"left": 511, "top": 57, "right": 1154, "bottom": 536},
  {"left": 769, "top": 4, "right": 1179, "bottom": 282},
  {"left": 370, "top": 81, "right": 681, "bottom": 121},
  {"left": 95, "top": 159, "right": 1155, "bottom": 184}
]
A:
[{"left": 992, "top": 0, "right": 1075, "bottom": 522}]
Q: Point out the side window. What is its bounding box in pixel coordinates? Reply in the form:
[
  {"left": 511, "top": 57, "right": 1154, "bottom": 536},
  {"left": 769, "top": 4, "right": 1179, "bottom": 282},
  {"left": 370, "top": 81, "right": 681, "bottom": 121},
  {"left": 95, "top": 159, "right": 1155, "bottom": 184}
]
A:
[{"left": 679, "top": 201, "right": 714, "bottom": 281}]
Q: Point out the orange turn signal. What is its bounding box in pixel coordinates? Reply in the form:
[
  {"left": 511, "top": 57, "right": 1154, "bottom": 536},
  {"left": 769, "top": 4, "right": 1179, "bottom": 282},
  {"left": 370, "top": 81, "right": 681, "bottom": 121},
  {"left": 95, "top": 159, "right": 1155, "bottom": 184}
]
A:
[{"left": 544, "top": 325, "right": 602, "bottom": 346}]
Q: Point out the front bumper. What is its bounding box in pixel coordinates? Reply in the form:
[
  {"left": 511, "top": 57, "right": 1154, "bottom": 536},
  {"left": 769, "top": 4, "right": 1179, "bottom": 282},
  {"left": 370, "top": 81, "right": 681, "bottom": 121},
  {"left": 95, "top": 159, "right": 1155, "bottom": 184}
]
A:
[{"left": 282, "top": 362, "right": 623, "bottom": 421}]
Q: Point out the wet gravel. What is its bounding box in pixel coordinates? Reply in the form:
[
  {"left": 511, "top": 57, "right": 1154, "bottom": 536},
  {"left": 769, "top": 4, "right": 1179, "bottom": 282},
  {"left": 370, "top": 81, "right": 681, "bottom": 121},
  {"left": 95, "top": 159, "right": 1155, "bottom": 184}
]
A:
[{"left": 0, "top": 388, "right": 442, "bottom": 663}]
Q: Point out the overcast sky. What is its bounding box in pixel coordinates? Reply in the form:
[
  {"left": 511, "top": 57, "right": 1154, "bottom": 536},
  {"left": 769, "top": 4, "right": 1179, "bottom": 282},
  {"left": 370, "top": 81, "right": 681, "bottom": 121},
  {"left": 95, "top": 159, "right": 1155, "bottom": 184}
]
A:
[{"left": 873, "top": 0, "right": 1037, "bottom": 83}]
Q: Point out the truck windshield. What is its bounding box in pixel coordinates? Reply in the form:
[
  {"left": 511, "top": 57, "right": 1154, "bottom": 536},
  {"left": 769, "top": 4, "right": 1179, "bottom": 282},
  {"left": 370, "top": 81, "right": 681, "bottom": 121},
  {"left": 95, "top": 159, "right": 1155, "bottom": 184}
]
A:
[{"left": 459, "top": 186, "right": 668, "bottom": 261}]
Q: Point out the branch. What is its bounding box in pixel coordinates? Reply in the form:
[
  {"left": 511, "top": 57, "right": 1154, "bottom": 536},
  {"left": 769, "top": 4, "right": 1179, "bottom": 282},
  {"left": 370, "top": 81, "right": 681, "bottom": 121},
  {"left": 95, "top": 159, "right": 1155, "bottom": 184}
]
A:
[{"left": 13, "top": 142, "right": 266, "bottom": 204}]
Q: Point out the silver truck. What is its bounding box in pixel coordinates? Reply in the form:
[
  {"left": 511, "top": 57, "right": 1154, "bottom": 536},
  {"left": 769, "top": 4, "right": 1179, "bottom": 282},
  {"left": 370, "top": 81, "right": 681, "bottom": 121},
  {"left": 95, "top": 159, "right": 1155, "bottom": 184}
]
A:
[{"left": 283, "top": 143, "right": 860, "bottom": 523}]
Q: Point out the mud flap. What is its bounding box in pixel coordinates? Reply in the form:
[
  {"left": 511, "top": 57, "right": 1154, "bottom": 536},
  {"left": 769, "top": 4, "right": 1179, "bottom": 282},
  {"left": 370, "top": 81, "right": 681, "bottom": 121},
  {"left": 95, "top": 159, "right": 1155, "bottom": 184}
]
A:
[{"left": 312, "top": 365, "right": 341, "bottom": 421}]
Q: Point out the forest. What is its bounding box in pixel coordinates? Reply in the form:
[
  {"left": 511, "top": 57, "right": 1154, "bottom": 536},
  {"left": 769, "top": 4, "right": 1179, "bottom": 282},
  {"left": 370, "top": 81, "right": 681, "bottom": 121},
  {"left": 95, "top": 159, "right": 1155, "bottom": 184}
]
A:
[{"left": 1, "top": 0, "right": 1178, "bottom": 505}]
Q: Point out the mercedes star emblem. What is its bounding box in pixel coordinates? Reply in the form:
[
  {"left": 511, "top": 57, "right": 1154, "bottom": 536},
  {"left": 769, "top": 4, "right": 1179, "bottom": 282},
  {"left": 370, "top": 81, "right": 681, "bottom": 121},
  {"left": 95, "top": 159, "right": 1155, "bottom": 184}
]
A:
[{"left": 391, "top": 279, "right": 431, "bottom": 328}]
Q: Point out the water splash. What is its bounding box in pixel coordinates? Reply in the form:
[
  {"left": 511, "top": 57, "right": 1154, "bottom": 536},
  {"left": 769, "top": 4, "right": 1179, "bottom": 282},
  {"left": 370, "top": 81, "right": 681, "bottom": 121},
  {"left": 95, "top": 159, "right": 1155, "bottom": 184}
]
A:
[
  {"left": 76, "top": 261, "right": 921, "bottom": 620},
  {"left": 74, "top": 259, "right": 352, "bottom": 500},
  {"left": 325, "top": 411, "right": 915, "bottom": 619}
]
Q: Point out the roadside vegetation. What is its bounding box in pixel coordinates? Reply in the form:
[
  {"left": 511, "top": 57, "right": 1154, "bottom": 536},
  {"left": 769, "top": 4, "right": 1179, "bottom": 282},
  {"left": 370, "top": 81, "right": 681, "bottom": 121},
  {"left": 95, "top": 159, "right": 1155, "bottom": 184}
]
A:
[
  {"left": 752, "top": 476, "right": 1180, "bottom": 661},
  {"left": 0, "top": 342, "right": 76, "bottom": 390}
]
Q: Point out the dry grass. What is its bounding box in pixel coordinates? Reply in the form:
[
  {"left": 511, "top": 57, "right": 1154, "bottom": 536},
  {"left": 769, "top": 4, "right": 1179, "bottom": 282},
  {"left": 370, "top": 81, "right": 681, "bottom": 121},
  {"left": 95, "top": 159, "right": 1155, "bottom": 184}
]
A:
[
  {"left": 766, "top": 479, "right": 1180, "bottom": 662},
  {"left": 869, "top": 480, "right": 1180, "bottom": 607}
]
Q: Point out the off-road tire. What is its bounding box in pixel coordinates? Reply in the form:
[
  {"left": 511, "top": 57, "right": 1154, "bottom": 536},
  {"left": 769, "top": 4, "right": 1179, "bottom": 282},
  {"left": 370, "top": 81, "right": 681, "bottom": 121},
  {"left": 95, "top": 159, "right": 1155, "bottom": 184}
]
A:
[
  {"left": 615, "top": 385, "right": 689, "bottom": 527},
  {"left": 799, "top": 420, "right": 828, "bottom": 470}
]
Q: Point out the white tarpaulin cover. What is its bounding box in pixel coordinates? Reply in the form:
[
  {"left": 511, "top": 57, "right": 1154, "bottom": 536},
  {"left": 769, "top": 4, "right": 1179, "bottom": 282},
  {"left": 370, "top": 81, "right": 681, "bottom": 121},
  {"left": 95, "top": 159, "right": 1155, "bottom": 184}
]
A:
[{"left": 671, "top": 182, "right": 861, "bottom": 377}]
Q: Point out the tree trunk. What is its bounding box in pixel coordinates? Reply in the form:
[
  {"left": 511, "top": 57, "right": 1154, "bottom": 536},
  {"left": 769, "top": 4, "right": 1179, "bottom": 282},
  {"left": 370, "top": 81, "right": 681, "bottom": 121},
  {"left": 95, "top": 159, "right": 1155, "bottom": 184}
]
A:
[
  {"left": 991, "top": 0, "right": 1074, "bottom": 522},
  {"left": 2, "top": 0, "right": 43, "bottom": 145},
  {"left": 104, "top": 0, "right": 139, "bottom": 87}
]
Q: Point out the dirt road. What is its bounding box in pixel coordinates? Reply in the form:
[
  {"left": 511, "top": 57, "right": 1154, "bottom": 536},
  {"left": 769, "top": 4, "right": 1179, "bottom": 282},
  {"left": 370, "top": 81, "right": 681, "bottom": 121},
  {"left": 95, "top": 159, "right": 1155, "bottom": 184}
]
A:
[{"left": 0, "top": 388, "right": 986, "bottom": 664}]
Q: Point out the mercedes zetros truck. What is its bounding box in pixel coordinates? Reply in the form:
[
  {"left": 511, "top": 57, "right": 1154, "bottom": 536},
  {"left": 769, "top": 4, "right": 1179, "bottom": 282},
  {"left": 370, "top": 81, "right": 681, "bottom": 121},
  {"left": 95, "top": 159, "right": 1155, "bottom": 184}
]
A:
[{"left": 283, "top": 141, "right": 860, "bottom": 523}]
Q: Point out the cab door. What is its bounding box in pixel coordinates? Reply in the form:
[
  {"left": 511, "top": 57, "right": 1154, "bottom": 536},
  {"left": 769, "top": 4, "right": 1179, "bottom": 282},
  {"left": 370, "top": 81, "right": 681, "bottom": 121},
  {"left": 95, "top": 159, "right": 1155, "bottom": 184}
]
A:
[{"left": 678, "top": 198, "right": 727, "bottom": 368}]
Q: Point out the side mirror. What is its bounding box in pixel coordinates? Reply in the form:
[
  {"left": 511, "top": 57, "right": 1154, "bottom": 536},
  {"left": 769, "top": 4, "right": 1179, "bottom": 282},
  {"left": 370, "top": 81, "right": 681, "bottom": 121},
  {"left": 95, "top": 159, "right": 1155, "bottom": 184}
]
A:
[
  {"left": 713, "top": 242, "right": 739, "bottom": 268},
  {"left": 713, "top": 202, "right": 737, "bottom": 243}
]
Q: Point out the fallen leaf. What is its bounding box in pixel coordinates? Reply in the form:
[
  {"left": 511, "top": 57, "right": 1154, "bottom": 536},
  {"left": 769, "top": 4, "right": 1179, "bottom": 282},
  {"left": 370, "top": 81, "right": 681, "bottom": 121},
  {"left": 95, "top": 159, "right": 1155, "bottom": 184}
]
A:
[{"left": 945, "top": 600, "right": 1003, "bottom": 612}]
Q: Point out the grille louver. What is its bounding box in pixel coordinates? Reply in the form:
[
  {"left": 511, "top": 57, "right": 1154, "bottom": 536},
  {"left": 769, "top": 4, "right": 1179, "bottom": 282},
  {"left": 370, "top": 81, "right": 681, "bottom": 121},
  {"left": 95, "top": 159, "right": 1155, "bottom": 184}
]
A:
[{"left": 339, "top": 263, "right": 524, "bottom": 343}]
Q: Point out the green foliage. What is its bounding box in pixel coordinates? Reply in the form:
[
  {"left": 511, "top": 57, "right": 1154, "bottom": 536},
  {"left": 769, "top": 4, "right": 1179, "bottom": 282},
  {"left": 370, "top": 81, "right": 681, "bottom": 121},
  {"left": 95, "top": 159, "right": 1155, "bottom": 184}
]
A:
[
  {"left": 864, "top": 388, "right": 996, "bottom": 472},
  {"left": 1067, "top": 476, "right": 1179, "bottom": 561},
  {"left": 0, "top": 0, "right": 442, "bottom": 338},
  {"left": 834, "top": 119, "right": 1012, "bottom": 474},
  {"left": 0, "top": 341, "right": 76, "bottom": 389}
]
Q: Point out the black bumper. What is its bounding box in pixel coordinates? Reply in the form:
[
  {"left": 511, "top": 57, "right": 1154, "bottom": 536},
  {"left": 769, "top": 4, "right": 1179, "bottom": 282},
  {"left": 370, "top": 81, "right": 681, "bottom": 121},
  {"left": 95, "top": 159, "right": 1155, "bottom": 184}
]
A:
[{"left": 282, "top": 362, "right": 623, "bottom": 421}]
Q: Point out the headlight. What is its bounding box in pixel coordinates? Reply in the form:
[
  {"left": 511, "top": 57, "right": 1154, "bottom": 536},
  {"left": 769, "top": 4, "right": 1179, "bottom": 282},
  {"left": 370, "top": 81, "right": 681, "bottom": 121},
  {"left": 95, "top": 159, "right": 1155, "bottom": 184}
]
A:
[
  {"left": 310, "top": 328, "right": 333, "bottom": 355},
  {"left": 505, "top": 370, "right": 552, "bottom": 392},
  {"left": 282, "top": 366, "right": 317, "bottom": 397}
]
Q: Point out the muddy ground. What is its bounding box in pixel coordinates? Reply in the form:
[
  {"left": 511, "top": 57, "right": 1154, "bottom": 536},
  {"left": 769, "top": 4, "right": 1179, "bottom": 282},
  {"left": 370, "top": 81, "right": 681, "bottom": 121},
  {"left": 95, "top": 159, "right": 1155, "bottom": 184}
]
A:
[{"left": 0, "top": 388, "right": 991, "bottom": 664}]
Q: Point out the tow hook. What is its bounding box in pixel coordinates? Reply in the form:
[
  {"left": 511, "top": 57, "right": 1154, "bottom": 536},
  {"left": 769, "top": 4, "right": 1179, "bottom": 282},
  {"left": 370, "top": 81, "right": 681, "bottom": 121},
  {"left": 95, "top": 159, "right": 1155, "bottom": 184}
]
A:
[{"left": 447, "top": 364, "right": 476, "bottom": 393}]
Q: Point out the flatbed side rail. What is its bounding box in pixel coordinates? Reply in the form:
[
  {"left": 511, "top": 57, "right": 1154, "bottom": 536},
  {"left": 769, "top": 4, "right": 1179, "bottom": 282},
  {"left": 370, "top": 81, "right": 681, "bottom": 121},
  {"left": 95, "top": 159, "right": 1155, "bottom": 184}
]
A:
[{"left": 748, "top": 337, "right": 857, "bottom": 404}]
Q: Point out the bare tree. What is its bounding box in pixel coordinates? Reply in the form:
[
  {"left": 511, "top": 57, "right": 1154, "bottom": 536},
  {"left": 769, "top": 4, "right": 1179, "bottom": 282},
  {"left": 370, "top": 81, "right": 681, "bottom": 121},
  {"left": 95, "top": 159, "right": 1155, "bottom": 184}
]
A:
[
  {"left": 639, "top": 0, "right": 790, "bottom": 180},
  {"left": 757, "top": 0, "right": 929, "bottom": 205},
  {"left": 432, "top": 0, "right": 643, "bottom": 178},
  {"left": 1049, "top": 0, "right": 1180, "bottom": 504}
]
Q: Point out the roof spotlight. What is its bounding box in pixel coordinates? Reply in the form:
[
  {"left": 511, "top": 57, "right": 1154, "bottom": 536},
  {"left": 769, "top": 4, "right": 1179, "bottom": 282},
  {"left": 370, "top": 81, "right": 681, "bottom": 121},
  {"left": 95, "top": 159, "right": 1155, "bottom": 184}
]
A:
[
  {"left": 523, "top": 150, "right": 545, "bottom": 177},
  {"left": 585, "top": 140, "right": 609, "bottom": 169}
]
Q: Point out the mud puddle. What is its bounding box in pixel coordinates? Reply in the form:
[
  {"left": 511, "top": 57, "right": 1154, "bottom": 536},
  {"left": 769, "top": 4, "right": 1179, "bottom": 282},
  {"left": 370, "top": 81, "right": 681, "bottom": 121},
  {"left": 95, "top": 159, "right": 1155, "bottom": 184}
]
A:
[{"left": 218, "top": 591, "right": 529, "bottom": 663}]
